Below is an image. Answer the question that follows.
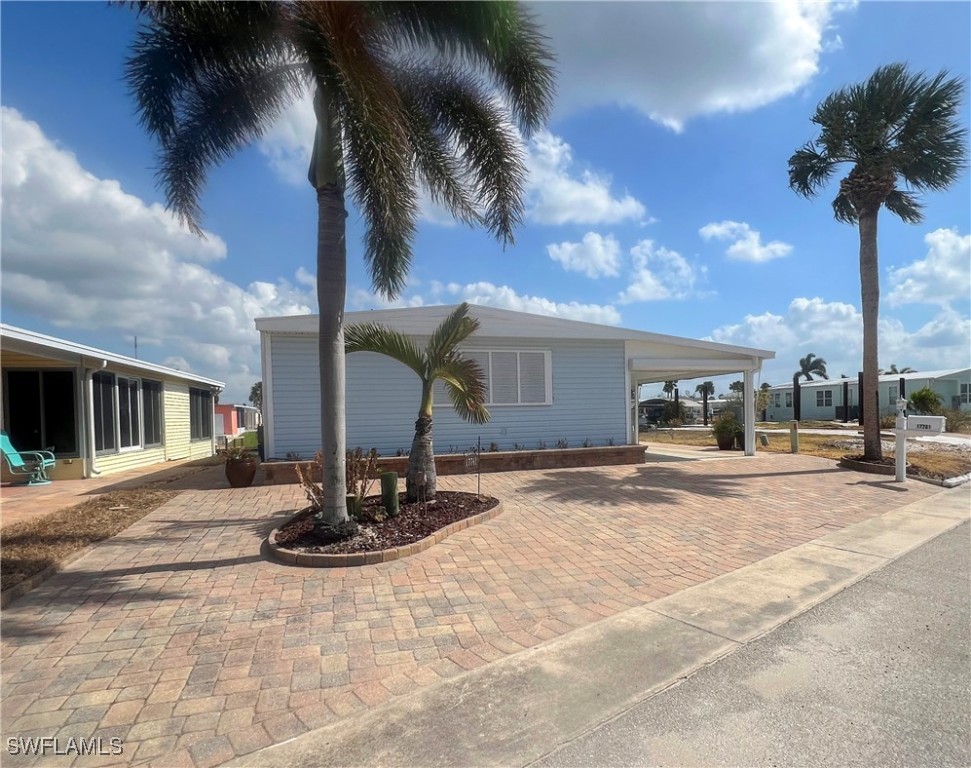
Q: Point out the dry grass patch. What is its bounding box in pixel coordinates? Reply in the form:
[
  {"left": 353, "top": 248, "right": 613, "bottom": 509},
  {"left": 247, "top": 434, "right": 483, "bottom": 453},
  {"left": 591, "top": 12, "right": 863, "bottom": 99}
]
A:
[
  {"left": 649, "top": 430, "right": 971, "bottom": 482},
  {"left": 1, "top": 488, "right": 179, "bottom": 592}
]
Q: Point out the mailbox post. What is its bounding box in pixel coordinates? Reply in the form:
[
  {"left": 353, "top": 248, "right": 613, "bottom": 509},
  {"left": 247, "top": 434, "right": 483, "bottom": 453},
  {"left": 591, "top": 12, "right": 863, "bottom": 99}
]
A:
[{"left": 894, "top": 398, "right": 947, "bottom": 482}]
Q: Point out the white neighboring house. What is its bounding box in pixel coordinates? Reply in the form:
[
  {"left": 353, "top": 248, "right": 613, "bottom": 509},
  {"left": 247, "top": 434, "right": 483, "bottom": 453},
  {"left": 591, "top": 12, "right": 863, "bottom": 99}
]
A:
[
  {"left": 1, "top": 324, "right": 224, "bottom": 481},
  {"left": 764, "top": 368, "right": 971, "bottom": 422},
  {"left": 256, "top": 304, "right": 775, "bottom": 458}
]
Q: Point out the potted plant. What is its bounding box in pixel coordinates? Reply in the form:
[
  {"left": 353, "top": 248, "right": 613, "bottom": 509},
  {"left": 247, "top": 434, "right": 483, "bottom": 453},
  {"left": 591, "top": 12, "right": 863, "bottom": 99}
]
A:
[
  {"left": 223, "top": 445, "right": 259, "bottom": 488},
  {"left": 711, "top": 413, "right": 743, "bottom": 451}
]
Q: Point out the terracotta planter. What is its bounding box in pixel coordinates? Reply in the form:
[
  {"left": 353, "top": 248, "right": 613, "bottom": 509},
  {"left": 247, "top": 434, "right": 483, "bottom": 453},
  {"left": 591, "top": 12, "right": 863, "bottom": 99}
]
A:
[
  {"left": 225, "top": 457, "right": 258, "bottom": 488},
  {"left": 715, "top": 433, "right": 735, "bottom": 450}
]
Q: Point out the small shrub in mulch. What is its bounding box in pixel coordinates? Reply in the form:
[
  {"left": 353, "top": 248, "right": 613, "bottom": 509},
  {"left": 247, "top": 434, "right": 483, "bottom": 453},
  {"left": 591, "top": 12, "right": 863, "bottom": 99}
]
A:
[{"left": 274, "top": 491, "right": 498, "bottom": 554}]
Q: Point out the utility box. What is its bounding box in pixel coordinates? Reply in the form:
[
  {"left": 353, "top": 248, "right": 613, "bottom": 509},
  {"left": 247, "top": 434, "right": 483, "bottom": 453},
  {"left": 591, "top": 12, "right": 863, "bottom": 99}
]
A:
[{"left": 905, "top": 415, "right": 946, "bottom": 433}]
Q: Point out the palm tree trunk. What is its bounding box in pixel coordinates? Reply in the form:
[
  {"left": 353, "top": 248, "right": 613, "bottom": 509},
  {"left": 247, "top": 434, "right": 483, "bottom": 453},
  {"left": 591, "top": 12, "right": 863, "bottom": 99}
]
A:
[
  {"left": 406, "top": 382, "right": 436, "bottom": 502},
  {"left": 406, "top": 414, "right": 436, "bottom": 502},
  {"left": 858, "top": 209, "right": 882, "bottom": 461},
  {"left": 316, "top": 184, "right": 349, "bottom": 525}
]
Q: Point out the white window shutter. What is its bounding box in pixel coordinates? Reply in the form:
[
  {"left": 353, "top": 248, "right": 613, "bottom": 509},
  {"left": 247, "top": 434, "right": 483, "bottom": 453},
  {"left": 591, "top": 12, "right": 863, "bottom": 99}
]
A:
[
  {"left": 519, "top": 352, "right": 547, "bottom": 404},
  {"left": 491, "top": 352, "right": 518, "bottom": 404}
]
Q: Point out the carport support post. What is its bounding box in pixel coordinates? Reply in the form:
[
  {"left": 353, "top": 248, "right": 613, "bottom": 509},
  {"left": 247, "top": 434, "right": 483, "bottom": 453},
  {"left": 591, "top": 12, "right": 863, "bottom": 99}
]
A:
[
  {"left": 743, "top": 369, "right": 755, "bottom": 456},
  {"left": 895, "top": 397, "right": 907, "bottom": 483}
]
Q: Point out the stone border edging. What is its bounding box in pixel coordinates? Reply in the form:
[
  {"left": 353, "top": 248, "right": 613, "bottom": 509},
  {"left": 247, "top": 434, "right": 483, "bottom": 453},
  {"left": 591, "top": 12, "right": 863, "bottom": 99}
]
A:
[
  {"left": 838, "top": 456, "right": 903, "bottom": 476},
  {"left": 266, "top": 501, "right": 504, "bottom": 567}
]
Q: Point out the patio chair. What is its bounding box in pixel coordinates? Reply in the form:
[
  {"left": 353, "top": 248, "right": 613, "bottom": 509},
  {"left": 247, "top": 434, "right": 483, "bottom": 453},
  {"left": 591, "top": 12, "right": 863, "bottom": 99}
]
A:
[{"left": 0, "top": 430, "right": 56, "bottom": 485}]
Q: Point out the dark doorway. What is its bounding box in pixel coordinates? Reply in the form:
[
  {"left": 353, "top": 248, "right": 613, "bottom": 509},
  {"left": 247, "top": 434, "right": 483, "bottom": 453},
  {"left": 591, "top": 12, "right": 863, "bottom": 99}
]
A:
[{"left": 5, "top": 370, "right": 78, "bottom": 455}]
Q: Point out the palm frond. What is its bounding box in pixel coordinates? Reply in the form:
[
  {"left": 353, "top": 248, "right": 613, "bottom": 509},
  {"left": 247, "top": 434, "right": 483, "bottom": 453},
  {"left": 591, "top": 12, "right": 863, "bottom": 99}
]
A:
[
  {"left": 437, "top": 358, "right": 490, "bottom": 424},
  {"left": 344, "top": 322, "right": 427, "bottom": 378},
  {"left": 788, "top": 142, "right": 839, "bottom": 197},
  {"left": 156, "top": 61, "right": 306, "bottom": 233},
  {"left": 368, "top": 1, "right": 555, "bottom": 137},
  {"left": 125, "top": 2, "right": 292, "bottom": 146},
  {"left": 426, "top": 303, "right": 479, "bottom": 364},
  {"left": 832, "top": 191, "right": 858, "bottom": 224},
  {"left": 415, "top": 68, "right": 527, "bottom": 245},
  {"left": 883, "top": 189, "right": 924, "bottom": 224}
]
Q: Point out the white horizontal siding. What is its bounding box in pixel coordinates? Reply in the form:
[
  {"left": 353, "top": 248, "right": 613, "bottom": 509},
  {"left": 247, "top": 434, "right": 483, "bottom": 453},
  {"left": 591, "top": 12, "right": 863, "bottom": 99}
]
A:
[{"left": 267, "top": 334, "right": 628, "bottom": 459}]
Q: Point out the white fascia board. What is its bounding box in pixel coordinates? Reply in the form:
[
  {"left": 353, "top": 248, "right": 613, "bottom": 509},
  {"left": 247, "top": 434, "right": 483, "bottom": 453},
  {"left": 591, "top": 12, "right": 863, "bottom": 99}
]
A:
[
  {"left": 256, "top": 306, "right": 776, "bottom": 361},
  {"left": 628, "top": 357, "right": 762, "bottom": 373},
  {"left": 0, "top": 323, "right": 224, "bottom": 389}
]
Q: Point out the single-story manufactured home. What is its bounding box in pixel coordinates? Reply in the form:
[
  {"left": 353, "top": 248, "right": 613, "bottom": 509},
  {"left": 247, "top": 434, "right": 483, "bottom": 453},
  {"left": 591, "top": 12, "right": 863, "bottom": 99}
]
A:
[
  {"left": 1, "top": 324, "right": 224, "bottom": 481},
  {"left": 764, "top": 368, "right": 971, "bottom": 422},
  {"left": 256, "top": 305, "right": 775, "bottom": 457},
  {"left": 215, "top": 403, "right": 262, "bottom": 440}
]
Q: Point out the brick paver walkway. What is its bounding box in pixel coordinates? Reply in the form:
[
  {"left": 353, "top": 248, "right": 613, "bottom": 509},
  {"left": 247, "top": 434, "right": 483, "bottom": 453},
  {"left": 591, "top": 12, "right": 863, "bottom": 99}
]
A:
[{"left": 1, "top": 454, "right": 937, "bottom": 767}]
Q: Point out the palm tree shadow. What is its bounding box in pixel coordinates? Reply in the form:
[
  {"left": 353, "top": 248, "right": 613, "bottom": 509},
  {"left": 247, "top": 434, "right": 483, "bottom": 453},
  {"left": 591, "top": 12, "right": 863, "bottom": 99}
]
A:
[{"left": 514, "top": 465, "right": 746, "bottom": 507}]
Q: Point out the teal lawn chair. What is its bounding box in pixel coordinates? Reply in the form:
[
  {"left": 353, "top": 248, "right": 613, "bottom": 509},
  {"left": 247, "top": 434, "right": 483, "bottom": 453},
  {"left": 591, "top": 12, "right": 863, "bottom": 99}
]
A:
[{"left": 0, "top": 430, "right": 56, "bottom": 485}]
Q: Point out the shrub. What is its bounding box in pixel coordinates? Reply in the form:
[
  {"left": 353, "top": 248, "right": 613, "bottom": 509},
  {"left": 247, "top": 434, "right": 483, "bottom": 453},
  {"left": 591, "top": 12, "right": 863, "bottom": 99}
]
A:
[
  {"left": 295, "top": 448, "right": 382, "bottom": 523},
  {"left": 909, "top": 386, "right": 944, "bottom": 415},
  {"left": 879, "top": 414, "right": 896, "bottom": 429},
  {"left": 661, "top": 400, "right": 687, "bottom": 425},
  {"left": 711, "top": 413, "right": 743, "bottom": 440},
  {"left": 943, "top": 408, "right": 971, "bottom": 434}
]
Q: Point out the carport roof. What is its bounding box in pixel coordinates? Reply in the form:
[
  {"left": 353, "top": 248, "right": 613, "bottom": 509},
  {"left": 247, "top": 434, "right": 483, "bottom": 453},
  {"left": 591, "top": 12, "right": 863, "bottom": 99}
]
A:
[{"left": 0, "top": 324, "right": 225, "bottom": 389}]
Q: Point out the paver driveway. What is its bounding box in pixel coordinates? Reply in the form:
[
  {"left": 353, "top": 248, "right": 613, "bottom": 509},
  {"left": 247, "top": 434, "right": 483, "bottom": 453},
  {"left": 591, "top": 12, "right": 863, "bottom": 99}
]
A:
[{"left": 1, "top": 454, "right": 937, "bottom": 767}]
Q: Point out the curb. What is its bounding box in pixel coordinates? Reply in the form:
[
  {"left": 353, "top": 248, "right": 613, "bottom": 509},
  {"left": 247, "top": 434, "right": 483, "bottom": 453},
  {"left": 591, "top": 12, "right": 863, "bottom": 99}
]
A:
[{"left": 266, "top": 500, "right": 505, "bottom": 567}]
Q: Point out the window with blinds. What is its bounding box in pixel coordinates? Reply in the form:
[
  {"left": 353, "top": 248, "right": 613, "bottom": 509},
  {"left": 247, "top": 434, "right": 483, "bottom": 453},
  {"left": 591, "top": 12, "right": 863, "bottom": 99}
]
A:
[{"left": 463, "top": 350, "right": 551, "bottom": 406}]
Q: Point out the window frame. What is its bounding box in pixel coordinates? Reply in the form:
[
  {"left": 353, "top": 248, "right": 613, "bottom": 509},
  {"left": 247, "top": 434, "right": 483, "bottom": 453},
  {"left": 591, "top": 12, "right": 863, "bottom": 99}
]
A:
[
  {"left": 142, "top": 379, "right": 164, "bottom": 448},
  {"left": 816, "top": 390, "right": 833, "bottom": 407},
  {"left": 92, "top": 371, "right": 117, "bottom": 455},
  {"left": 462, "top": 349, "right": 553, "bottom": 407},
  {"left": 116, "top": 375, "right": 143, "bottom": 452},
  {"left": 189, "top": 387, "right": 213, "bottom": 442},
  {"left": 960, "top": 383, "right": 969, "bottom": 404},
  {"left": 785, "top": 392, "right": 792, "bottom": 408}
]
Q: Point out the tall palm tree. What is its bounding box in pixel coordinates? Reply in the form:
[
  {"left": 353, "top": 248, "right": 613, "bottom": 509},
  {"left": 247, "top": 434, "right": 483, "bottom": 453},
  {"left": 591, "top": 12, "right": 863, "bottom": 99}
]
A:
[
  {"left": 789, "top": 63, "right": 966, "bottom": 460},
  {"left": 345, "top": 303, "right": 489, "bottom": 501},
  {"left": 249, "top": 381, "right": 263, "bottom": 411},
  {"left": 881, "top": 363, "right": 915, "bottom": 374},
  {"left": 795, "top": 353, "right": 829, "bottom": 382},
  {"left": 662, "top": 381, "right": 678, "bottom": 399},
  {"left": 125, "top": 2, "right": 555, "bottom": 530},
  {"left": 695, "top": 381, "right": 715, "bottom": 398}
]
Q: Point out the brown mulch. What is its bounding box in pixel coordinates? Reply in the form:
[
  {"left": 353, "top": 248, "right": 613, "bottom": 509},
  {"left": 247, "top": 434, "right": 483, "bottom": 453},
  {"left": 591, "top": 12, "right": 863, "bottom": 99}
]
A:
[
  {"left": 275, "top": 491, "right": 499, "bottom": 554},
  {"left": 1, "top": 488, "right": 179, "bottom": 591}
]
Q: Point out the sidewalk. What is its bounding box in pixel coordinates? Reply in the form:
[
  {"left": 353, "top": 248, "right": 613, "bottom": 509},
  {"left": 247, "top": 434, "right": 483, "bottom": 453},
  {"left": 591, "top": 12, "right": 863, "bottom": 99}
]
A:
[{"left": 0, "top": 453, "right": 951, "bottom": 767}]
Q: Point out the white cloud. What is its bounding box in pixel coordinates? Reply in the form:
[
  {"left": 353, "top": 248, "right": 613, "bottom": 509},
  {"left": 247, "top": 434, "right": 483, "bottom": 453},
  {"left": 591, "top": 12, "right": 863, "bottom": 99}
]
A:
[
  {"left": 887, "top": 228, "right": 971, "bottom": 307},
  {"left": 526, "top": 131, "right": 647, "bottom": 226},
  {"left": 257, "top": 90, "right": 315, "bottom": 186},
  {"left": 619, "top": 240, "right": 698, "bottom": 303},
  {"left": 536, "top": 1, "right": 853, "bottom": 130},
  {"left": 709, "top": 296, "right": 970, "bottom": 382},
  {"left": 1, "top": 107, "right": 314, "bottom": 402},
  {"left": 547, "top": 232, "right": 621, "bottom": 278},
  {"left": 699, "top": 220, "right": 793, "bottom": 263}
]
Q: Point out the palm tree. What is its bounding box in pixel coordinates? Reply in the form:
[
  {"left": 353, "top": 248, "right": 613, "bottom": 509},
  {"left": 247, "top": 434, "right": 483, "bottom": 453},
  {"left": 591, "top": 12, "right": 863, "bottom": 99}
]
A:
[
  {"left": 795, "top": 353, "right": 829, "bottom": 382},
  {"left": 662, "top": 381, "right": 678, "bottom": 399},
  {"left": 125, "top": 2, "right": 555, "bottom": 530},
  {"left": 881, "top": 363, "right": 915, "bottom": 375},
  {"left": 345, "top": 303, "right": 489, "bottom": 501},
  {"left": 728, "top": 380, "right": 744, "bottom": 394},
  {"left": 789, "top": 63, "right": 966, "bottom": 460},
  {"left": 695, "top": 381, "right": 715, "bottom": 398},
  {"left": 249, "top": 381, "right": 263, "bottom": 411}
]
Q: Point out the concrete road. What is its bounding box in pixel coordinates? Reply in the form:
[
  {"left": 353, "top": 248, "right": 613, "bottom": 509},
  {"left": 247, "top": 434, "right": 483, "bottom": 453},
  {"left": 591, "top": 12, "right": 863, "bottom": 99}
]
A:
[{"left": 533, "top": 522, "right": 971, "bottom": 768}]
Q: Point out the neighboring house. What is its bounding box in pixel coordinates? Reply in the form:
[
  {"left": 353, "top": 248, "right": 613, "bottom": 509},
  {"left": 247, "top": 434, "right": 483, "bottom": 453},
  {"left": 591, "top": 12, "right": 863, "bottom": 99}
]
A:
[
  {"left": 1, "top": 324, "right": 224, "bottom": 481},
  {"left": 764, "top": 368, "right": 971, "bottom": 422},
  {"left": 215, "top": 403, "right": 262, "bottom": 439},
  {"left": 257, "top": 305, "right": 775, "bottom": 457}
]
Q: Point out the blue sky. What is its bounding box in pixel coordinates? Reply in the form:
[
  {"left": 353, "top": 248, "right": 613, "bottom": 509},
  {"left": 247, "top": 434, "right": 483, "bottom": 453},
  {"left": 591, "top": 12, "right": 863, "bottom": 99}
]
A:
[{"left": 2, "top": 1, "right": 969, "bottom": 403}]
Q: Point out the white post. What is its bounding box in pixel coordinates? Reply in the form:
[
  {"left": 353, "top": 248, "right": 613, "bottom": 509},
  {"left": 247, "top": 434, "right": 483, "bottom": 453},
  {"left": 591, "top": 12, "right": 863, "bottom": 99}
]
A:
[
  {"left": 743, "top": 369, "right": 755, "bottom": 456},
  {"left": 895, "top": 397, "right": 907, "bottom": 483}
]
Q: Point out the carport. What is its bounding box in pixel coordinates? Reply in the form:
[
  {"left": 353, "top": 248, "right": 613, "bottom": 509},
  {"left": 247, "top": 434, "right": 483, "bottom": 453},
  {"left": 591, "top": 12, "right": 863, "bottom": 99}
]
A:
[{"left": 625, "top": 337, "right": 775, "bottom": 455}]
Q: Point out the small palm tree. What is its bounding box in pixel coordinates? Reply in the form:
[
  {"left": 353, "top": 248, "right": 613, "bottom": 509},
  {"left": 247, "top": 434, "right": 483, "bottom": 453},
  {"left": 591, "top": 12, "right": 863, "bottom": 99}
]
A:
[
  {"left": 789, "top": 63, "right": 966, "bottom": 460},
  {"left": 125, "top": 2, "right": 554, "bottom": 528},
  {"left": 795, "top": 353, "right": 829, "bottom": 382},
  {"left": 345, "top": 303, "right": 489, "bottom": 501}
]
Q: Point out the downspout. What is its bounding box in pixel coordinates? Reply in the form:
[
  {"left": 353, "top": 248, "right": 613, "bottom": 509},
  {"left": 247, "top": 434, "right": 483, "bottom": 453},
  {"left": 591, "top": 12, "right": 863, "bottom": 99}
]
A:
[{"left": 84, "top": 359, "right": 108, "bottom": 477}]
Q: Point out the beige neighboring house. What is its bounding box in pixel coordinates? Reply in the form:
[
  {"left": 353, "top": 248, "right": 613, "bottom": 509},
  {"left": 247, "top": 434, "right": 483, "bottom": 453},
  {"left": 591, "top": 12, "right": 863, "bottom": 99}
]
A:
[{"left": 1, "top": 324, "right": 224, "bottom": 481}]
